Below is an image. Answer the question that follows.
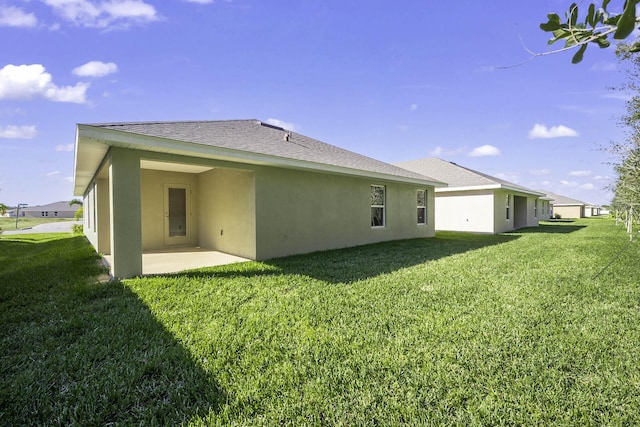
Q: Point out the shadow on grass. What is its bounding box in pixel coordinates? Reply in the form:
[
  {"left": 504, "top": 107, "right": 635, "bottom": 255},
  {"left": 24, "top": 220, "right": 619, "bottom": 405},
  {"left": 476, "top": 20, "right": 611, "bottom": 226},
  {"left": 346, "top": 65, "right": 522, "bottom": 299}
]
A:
[
  {"left": 507, "top": 223, "right": 586, "bottom": 234},
  {"left": 177, "top": 231, "right": 520, "bottom": 284},
  {"left": 0, "top": 235, "right": 224, "bottom": 425}
]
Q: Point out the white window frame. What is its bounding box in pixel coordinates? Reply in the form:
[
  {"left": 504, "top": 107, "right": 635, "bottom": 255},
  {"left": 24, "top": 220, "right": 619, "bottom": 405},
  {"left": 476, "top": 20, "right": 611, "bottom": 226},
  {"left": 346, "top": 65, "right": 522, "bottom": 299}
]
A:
[
  {"left": 371, "top": 185, "right": 385, "bottom": 228},
  {"left": 506, "top": 194, "right": 511, "bottom": 220},
  {"left": 417, "top": 189, "right": 427, "bottom": 225}
]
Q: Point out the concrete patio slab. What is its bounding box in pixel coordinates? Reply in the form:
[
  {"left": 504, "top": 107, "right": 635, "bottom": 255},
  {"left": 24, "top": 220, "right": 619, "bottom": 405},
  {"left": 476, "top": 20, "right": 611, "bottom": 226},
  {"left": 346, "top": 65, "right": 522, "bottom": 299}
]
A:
[{"left": 103, "top": 247, "right": 250, "bottom": 276}]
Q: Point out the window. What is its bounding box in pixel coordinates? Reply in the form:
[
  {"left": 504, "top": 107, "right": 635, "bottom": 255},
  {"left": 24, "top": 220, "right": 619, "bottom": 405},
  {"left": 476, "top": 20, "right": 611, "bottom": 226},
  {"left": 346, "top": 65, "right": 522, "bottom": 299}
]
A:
[
  {"left": 54, "top": 211, "right": 58, "bottom": 217},
  {"left": 534, "top": 199, "right": 538, "bottom": 218},
  {"left": 371, "top": 185, "right": 385, "bottom": 227},
  {"left": 417, "top": 189, "right": 427, "bottom": 225},
  {"left": 506, "top": 194, "right": 511, "bottom": 220}
]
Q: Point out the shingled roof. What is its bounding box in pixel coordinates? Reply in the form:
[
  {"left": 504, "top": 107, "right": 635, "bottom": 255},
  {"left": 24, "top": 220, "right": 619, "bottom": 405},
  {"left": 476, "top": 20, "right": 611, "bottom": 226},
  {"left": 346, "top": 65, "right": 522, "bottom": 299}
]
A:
[
  {"left": 395, "top": 157, "right": 544, "bottom": 196},
  {"left": 74, "top": 120, "right": 444, "bottom": 195},
  {"left": 539, "top": 191, "right": 588, "bottom": 206}
]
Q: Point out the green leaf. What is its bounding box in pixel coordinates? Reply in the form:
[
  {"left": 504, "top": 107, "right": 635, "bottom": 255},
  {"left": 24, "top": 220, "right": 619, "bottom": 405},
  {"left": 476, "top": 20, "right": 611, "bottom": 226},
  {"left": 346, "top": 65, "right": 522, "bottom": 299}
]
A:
[
  {"left": 603, "top": 0, "right": 612, "bottom": 10},
  {"left": 572, "top": 43, "right": 588, "bottom": 63},
  {"left": 567, "top": 3, "right": 578, "bottom": 27},
  {"left": 586, "top": 3, "right": 596, "bottom": 27},
  {"left": 540, "top": 13, "right": 562, "bottom": 31},
  {"left": 614, "top": 0, "right": 639, "bottom": 39},
  {"left": 569, "top": 3, "right": 579, "bottom": 26},
  {"left": 604, "top": 13, "right": 623, "bottom": 25},
  {"left": 593, "top": 36, "right": 611, "bottom": 48},
  {"left": 629, "top": 41, "right": 640, "bottom": 52}
]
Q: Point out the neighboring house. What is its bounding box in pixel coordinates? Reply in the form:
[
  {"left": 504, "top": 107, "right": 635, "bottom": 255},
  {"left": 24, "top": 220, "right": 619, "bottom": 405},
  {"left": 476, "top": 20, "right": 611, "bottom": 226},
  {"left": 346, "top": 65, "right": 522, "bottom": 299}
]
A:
[
  {"left": 584, "top": 204, "right": 601, "bottom": 217},
  {"left": 73, "top": 120, "right": 445, "bottom": 278},
  {"left": 7, "top": 201, "right": 80, "bottom": 218},
  {"left": 395, "top": 158, "right": 546, "bottom": 233},
  {"left": 541, "top": 191, "right": 588, "bottom": 218}
]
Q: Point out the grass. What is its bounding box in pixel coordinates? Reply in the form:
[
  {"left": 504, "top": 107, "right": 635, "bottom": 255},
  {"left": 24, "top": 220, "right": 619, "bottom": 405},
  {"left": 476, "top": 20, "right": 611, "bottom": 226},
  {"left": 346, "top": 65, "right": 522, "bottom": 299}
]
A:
[
  {"left": 1, "top": 217, "right": 639, "bottom": 425},
  {"left": 0, "top": 217, "right": 76, "bottom": 232}
]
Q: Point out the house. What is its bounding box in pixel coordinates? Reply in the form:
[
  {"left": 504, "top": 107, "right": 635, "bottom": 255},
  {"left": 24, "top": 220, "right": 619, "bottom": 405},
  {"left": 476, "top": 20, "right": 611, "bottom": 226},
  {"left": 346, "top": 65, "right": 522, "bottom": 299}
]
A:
[
  {"left": 584, "top": 204, "right": 601, "bottom": 217},
  {"left": 7, "top": 201, "right": 80, "bottom": 219},
  {"left": 395, "top": 158, "right": 546, "bottom": 233},
  {"left": 73, "top": 120, "right": 445, "bottom": 278},
  {"left": 540, "top": 191, "right": 589, "bottom": 218}
]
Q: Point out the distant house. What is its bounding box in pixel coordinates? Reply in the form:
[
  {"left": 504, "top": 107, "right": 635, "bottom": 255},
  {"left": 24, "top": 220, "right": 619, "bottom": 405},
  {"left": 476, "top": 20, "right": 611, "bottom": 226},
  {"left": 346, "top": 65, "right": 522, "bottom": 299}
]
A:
[
  {"left": 7, "top": 201, "right": 80, "bottom": 219},
  {"left": 540, "top": 191, "right": 589, "bottom": 219},
  {"left": 395, "top": 158, "right": 546, "bottom": 233},
  {"left": 73, "top": 120, "right": 445, "bottom": 278}
]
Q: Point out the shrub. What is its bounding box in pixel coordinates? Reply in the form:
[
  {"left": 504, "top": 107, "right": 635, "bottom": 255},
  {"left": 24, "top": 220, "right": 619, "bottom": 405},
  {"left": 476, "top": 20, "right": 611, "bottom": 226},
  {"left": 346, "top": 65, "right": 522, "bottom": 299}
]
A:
[{"left": 72, "top": 224, "right": 83, "bottom": 234}]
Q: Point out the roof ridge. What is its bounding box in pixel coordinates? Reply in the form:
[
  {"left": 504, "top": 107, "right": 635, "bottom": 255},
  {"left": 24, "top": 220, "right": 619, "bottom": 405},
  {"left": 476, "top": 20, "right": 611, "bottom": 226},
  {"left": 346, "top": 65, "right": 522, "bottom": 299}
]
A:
[{"left": 86, "top": 119, "right": 260, "bottom": 127}]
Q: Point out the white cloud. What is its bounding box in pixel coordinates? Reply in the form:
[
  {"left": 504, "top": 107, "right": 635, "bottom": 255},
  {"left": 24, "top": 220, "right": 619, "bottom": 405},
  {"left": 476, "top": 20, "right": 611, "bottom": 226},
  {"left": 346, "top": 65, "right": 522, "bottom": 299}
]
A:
[
  {"left": 47, "top": 171, "right": 61, "bottom": 177},
  {"left": 469, "top": 144, "right": 501, "bottom": 157},
  {"left": 591, "top": 61, "right": 616, "bottom": 72},
  {"left": 266, "top": 118, "right": 297, "bottom": 131},
  {"left": 569, "top": 170, "right": 591, "bottom": 177},
  {"left": 0, "top": 125, "right": 37, "bottom": 139},
  {"left": 0, "top": 6, "right": 37, "bottom": 28},
  {"left": 73, "top": 61, "right": 118, "bottom": 77},
  {"left": 603, "top": 92, "right": 632, "bottom": 101},
  {"left": 494, "top": 172, "right": 520, "bottom": 183},
  {"left": 529, "top": 168, "right": 550, "bottom": 176},
  {"left": 64, "top": 176, "right": 74, "bottom": 183},
  {"left": 410, "top": 103, "right": 418, "bottom": 112},
  {"left": 528, "top": 123, "right": 578, "bottom": 139},
  {"left": 43, "top": 0, "right": 159, "bottom": 29},
  {"left": 0, "top": 64, "right": 88, "bottom": 103},
  {"left": 560, "top": 180, "right": 578, "bottom": 187},
  {"left": 429, "top": 146, "right": 465, "bottom": 157},
  {"left": 580, "top": 183, "right": 595, "bottom": 190},
  {"left": 184, "top": 0, "right": 215, "bottom": 3},
  {"left": 55, "top": 143, "right": 75, "bottom": 152}
]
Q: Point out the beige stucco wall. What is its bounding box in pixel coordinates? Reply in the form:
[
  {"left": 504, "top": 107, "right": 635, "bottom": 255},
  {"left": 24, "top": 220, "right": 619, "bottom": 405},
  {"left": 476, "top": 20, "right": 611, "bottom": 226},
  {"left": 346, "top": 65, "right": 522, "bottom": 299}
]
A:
[
  {"left": 553, "top": 205, "right": 584, "bottom": 218},
  {"left": 140, "top": 169, "right": 199, "bottom": 251},
  {"left": 198, "top": 168, "right": 256, "bottom": 259},
  {"left": 109, "top": 147, "right": 142, "bottom": 278},
  {"left": 83, "top": 182, "right": 98, "bottom": 249},
  {"left": 435, "top": 190, "right": 496, "bottom": 233},
  {"left": 253, "top": 166, "right": 435, "bottom": 260}
]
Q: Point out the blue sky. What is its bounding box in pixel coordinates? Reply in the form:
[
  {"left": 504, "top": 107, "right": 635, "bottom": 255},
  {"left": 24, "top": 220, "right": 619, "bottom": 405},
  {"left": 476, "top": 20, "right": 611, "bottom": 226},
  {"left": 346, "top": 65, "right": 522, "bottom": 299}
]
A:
[{"left": 0, "top": 0, "right": 631, "bottom": 207}]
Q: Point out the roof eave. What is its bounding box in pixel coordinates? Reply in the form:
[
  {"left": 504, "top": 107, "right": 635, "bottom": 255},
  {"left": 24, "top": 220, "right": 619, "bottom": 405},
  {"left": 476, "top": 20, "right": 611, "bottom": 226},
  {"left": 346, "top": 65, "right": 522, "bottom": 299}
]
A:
[{"left": 74, "top": 125, "right": 444, "bottom": 194}]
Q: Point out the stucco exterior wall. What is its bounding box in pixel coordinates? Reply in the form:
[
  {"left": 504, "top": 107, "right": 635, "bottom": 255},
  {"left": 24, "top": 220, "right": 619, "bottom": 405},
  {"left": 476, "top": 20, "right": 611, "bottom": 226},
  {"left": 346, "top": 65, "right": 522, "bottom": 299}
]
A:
[
  {"left": 140, "top": 169, "right": 200, "bottom": 251},
  {"left": 435, "top": 190, "right": 495, "bottom": 233},
  {"left": 524, "top": 195, "right": 541, "bottom": 228},
  {"left": 198, "top": 168, "right": 256, "bottom": 259},
  {"left": 254, "top": 166, "right": 435, "bottom": 260},
  {"left": 83, "top": 182, "right": 98, "bottom": 249},
  {"left": 553, "top": 205, "right": 584, "bottom": 219}
]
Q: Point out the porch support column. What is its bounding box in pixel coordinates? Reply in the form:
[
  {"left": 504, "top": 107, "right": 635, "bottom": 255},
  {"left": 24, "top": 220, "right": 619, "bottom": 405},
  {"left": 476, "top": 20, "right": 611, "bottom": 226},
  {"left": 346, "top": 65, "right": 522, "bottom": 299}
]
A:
[{"left": 109, "top": 147, "right": 142, "bottom": 278}]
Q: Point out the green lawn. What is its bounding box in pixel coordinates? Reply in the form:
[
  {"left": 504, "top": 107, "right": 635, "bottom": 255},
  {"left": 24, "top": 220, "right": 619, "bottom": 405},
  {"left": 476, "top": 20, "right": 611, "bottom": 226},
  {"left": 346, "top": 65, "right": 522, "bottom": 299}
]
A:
[{"left": 1, "top": 218, "right": 639, "bottom": 425}]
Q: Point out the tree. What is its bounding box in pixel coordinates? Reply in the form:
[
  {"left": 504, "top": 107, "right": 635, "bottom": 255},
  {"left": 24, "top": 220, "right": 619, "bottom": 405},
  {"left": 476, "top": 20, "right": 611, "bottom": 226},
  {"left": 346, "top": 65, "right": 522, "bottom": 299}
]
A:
[
  {"left": 540, "top": 1, "right": 640, "bottom": 63},
  {"left": 602, "top": 44, "right": 640, "bottom": 239},
  {"left": 0, "top": 203, "right": 7, "bottom": 216},
  {"left": 69, "top": 198, "right": 83, "bottom": 221}
]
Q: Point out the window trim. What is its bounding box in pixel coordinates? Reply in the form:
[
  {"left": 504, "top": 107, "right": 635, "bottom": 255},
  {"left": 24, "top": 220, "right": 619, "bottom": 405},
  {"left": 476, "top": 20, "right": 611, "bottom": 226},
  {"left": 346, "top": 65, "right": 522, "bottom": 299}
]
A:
[
  {"left": 371, "top": 184, "right": 385, "bottom": 228},
  {"left": 417, "top": 189, "right": 427, "bottom": 225},
  {"left": 506, "top": 194, "right": 511, "bottom": 220}
]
